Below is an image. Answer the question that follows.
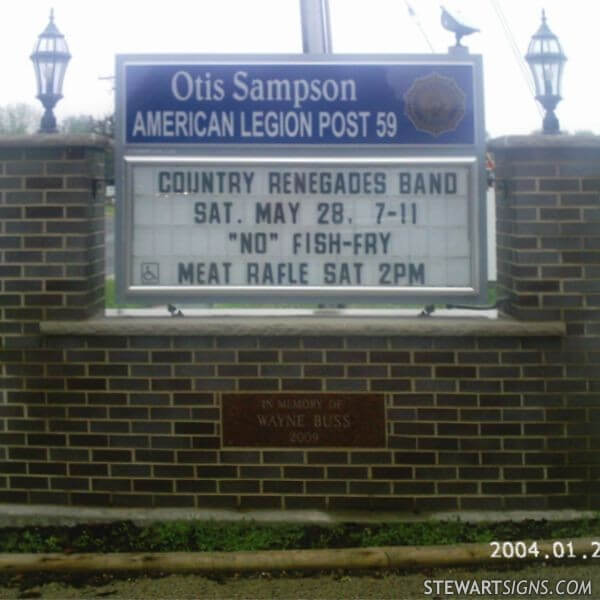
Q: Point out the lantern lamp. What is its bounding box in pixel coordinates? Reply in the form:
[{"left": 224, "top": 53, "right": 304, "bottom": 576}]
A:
[
  {"left": 525, "top": 9, "right": 566, "bottom": 134},
  {"left": 31, "top": 9, "right": 71, "bottom": 133}
]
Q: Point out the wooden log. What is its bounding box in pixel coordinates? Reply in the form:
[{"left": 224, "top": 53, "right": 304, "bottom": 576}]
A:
[{"left": 0, "top": 538, "right": 595, "bottom": 574}]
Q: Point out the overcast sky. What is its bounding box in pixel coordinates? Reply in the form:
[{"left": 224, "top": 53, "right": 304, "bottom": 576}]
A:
[{"left": 2, "top": 0, "right": 597, "bottom": 137}]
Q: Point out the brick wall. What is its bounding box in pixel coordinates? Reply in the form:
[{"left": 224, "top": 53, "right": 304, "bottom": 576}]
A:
[
  {"left": 0, "top": 134, "right": 598, "bottom": 513},
  {"left": 2, "top": 328, "right": 586, "bottom": 511}
]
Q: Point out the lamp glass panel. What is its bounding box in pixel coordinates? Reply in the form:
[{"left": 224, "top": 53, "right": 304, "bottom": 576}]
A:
[
  {"left": 32, "top": 36, "right": 69, "bottom": 96},
  {"left": 530, "top": 62, "right": 544, "bottom": 96}
]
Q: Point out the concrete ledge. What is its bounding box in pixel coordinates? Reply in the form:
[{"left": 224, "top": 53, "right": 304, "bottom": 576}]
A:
[
  {"left": 0, "top": 133, "right": 110, "bottom": 148},
  {"left": 489, "top": 133, "right": 600, "bottom": 149},
  {"left": 40, "top": 315, "right": 566, "bottom": 337},
  {"left": 0, "top": 504, "right": 593, "bottom": 528}
]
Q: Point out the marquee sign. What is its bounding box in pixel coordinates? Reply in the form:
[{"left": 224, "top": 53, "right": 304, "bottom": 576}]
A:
[
  {"left": 122, "top": 62, "right": 475, "bottom": 146},
  {"left": 115, "top": 54, "right": 486, "bottom": 305}
]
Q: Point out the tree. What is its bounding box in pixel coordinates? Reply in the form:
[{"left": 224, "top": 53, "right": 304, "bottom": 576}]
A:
[
  {"left": 60, "top": 114, "right": 97, "bottom": 134},
  {"left": 61, "top": 113, "right": 114, "bottom": 137},
  {"left": 93, "top": 114, "right": 114, "bottom": 138},
  {"left": 0, "top": 103, "right": 42, "bottom": 134},
  {"left": 61, "top": 113, "right": 115, "bottom": 181}
]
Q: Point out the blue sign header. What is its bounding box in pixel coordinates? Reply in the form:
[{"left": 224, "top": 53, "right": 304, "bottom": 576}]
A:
[{"left": 122, "top": 62, "right": 476, "bottom": 145}]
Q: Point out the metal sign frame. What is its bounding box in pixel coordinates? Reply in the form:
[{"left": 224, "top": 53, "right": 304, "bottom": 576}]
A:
[{"left": 115, "top": 53, "right": 487, "bottom": 306}]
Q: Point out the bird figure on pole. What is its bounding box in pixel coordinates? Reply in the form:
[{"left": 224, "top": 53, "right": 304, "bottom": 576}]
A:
[{"left": 441, "top": 6, "right": 479, "bottom": 47}]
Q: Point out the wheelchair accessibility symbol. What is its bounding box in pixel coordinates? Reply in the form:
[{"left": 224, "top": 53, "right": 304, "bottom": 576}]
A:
[{"left": 141, "top": 262, "right": 160, "bottom": 284}]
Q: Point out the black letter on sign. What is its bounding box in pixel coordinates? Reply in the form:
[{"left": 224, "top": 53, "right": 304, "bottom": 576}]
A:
[
  {"left": 178, "top": 263, "right": 194, "bottom": 284},
  {"left": 158, "top": 172, "right": 170, "bottom": 193}
]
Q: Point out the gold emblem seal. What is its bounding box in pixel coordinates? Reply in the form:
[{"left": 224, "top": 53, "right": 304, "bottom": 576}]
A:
[{"left": 403, "top": 72, "right": 466, "bottom": 137}]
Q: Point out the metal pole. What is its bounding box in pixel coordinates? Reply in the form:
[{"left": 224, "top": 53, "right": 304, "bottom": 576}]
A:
[{"left": 300, "top": 0, "right": 332, "bottom": 54}]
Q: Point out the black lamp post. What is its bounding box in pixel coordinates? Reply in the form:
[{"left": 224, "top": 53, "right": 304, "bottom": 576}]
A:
[
  {"left": 30, "top": 9, "right": 71, "bottom": 133},
  {"left": 525, "top": 9, "right": 566, "bottom": 134}
]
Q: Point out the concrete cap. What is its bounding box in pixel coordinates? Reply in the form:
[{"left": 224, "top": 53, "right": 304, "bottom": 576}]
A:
[
  {"left": 489, "top": 133, "right": 600, "bottom": 149},
  {"left": 0, "top": 133, "right": 111, "bottom": 148}
]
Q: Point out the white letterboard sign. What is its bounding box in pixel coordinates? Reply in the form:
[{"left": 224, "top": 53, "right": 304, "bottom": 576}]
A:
[{"left": 116, "top": 54, "right": 487, "bottom": 305}]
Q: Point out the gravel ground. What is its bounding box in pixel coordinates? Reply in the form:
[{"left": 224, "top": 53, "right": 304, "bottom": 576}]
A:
[{"left": 1, "top": 563, "right": 599, "bottom": 599}]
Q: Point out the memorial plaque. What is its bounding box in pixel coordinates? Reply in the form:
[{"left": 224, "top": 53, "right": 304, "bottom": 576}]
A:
[{"left": 221, "top": 393, "right": 386, "bottom": 447}]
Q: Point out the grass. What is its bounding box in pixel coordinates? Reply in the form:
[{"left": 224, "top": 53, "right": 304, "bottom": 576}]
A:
[
  {"left": 104, "top": 278, "right": 145, "bottom": 309},
  {"left": 488, "top": 280, "right": 497, "bottom": 304},
  {"left": 0, "top": 517, "right": 598, "bottom": 554}
]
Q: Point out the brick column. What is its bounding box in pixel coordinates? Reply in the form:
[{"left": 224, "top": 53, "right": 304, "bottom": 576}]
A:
[
  {"left": 490, "top": 136, "right": 600, "bottom": 509},
  {"left": 0, "top": 135, "right": 108, "bottom": 393},
  {"left": 0, "top": 136, "right": 107, "bottom": 499},
  {"left": 490, "top": 136, "right": 600, "bottom": 325}
]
